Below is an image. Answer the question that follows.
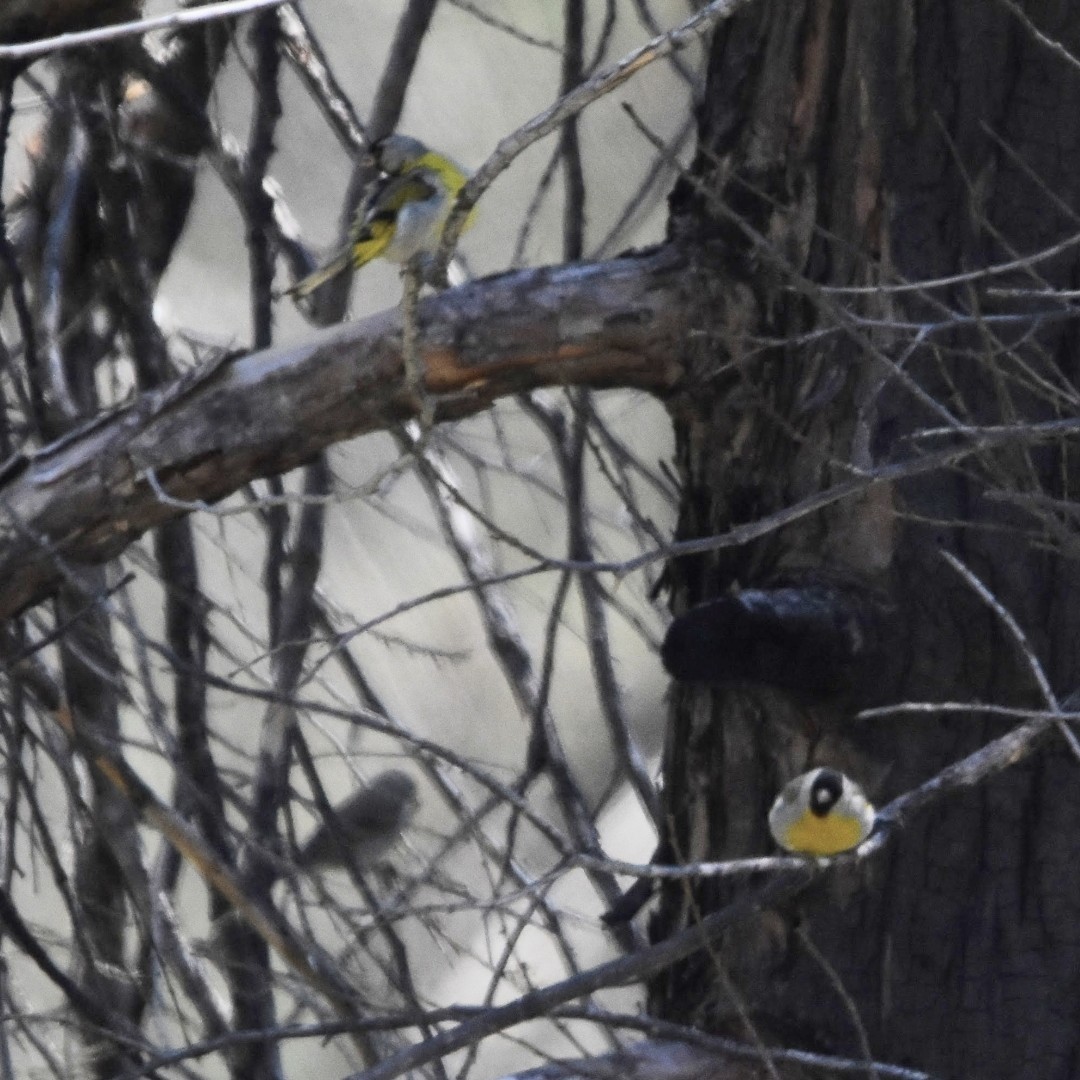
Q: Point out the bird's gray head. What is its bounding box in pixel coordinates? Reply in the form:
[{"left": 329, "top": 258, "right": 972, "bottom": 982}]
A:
[
  {"left": 293, "top": 768, "right": 419, "bottom": 872},
  {"left": 367, "top": 769, "right": 419, "bottom": 824},
  {"left": 375, "top": 135, "right": 430, "bottom": 175}
]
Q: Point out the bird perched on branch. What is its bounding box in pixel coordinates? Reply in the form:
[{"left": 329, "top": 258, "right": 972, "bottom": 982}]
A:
[
  {"left": 767, "top": 767, "right": 875, "bottom": 857},
  {"left": 288, "top": 134, "right": 474, "bottom": 298},
  {"left": 295, "top": 769, "right": 419, "bottom": 871}
]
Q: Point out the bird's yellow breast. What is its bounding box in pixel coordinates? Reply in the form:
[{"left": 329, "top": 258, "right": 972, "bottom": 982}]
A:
[{"left": 780, "top": 809, "right": 867, "bottom": 856}]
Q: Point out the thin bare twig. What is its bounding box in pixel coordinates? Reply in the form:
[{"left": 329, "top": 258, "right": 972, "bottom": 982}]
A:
[
  {"left": 939, "top": 550, "right": 1080, "bottom": 761},
  {"left": 437, "top": 0, "right": 759, "bottom": 267},
  {"left": 0, "top": 0, "right": 289, "bottom": 61},
  {"left": 795, "top": 926, "right": 879, "bottom": 1080}
]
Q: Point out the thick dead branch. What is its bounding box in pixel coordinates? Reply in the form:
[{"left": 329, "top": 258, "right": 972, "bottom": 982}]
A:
[
  {"left": 502, "top": 1036, "right": 931, "bottom": 1080},
  {"left": 0, "top": 248, "right": 687, "bottom": 619}
]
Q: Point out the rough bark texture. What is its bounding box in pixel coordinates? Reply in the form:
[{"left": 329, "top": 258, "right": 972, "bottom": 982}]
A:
[{"left": 652, "top": 2, "right": 1080, "bottom": 1077}]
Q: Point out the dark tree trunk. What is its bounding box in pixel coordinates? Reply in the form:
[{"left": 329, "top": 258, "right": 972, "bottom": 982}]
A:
[{"left": 652, "top": 2, "right": 1080, "bottom": 1077}]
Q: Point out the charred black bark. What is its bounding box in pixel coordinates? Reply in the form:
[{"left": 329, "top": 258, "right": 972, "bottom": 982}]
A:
[{"left": 661, "top": 581, "right": 893, "bottom": 702}]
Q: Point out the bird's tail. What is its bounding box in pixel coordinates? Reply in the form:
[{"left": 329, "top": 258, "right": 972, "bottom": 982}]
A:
[{"left": 286, "top": 246, "right": 352, "bottom": 299}]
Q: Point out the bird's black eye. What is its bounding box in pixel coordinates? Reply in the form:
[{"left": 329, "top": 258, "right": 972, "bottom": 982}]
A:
[{"left": 809, "top": 769, "right": 844, "bottom": 816}]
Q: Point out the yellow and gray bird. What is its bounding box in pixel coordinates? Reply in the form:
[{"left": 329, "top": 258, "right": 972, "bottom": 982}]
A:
[
  {"left": 767, "top": 767, "right": 875, "bottom": 857},
  {"left": 289, "top": 134, "right": 474, "bottom": 298},
  {"left": 296, "top": 768, "right": 419, "bottom": 871}
]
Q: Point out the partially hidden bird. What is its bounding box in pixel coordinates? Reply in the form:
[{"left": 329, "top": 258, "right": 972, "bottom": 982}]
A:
[
  {"left": 295, "top": 768, "right": 419, "bottom": 871},
  {"left": 767, "top": 767, "right": 875, "bottom": 857},
  {"left": 288, "top": 134, "right": 474, "bottom": 298}
]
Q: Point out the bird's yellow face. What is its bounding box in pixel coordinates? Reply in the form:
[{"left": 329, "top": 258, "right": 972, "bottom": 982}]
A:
[
  {"left": 768, "top": 768, "right": 875, "bottom": 857},
  {"left": 411, "top": 149, "right": 469, "bottom": 195}
]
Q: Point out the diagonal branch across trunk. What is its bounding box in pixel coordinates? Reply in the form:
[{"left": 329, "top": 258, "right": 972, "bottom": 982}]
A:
[{"left": 0, "top": 247, "right": 689, "bottom": 620}]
